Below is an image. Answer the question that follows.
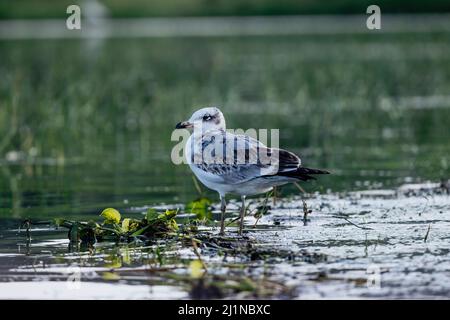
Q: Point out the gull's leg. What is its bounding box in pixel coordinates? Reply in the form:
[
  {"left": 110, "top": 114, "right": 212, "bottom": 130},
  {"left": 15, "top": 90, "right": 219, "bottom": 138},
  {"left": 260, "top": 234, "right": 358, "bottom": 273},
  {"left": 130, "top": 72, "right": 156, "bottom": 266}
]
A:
[
  {"left": 238, "top": 195, "right": 246, "bottom": 236},
  {"left": 219, "top": 194, "right": 226, "bottom": 235}
]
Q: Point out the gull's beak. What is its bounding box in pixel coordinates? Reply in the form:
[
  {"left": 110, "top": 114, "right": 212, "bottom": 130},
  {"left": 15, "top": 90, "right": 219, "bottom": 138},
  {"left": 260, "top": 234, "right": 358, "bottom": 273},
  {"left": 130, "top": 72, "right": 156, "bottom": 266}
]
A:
[{"left": 175, "top": 121, "right": 193, "bottom": 129}]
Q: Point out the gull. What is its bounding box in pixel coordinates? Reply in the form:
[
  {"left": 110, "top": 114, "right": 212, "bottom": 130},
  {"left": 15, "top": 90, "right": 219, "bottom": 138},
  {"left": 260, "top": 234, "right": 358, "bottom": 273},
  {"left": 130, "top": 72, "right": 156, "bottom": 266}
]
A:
[{"left": 176, "top": 107, "right": 329, "bottom": 235}]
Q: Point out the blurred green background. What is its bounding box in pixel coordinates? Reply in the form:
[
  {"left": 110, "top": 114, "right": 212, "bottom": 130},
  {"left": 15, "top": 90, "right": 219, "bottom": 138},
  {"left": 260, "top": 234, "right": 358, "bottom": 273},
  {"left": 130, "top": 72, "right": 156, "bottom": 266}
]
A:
[
  {"left": 1, "top": 0, "right": 450, "bottom": 19},
  {"left": 0, "top": 1, "right": 449, "bottom": 219}
]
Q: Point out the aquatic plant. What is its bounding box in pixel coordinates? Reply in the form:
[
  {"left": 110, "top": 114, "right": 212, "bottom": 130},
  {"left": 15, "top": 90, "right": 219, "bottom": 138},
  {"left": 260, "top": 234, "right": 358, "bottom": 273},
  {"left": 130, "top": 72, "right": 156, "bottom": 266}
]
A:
[
  {"left": 21, "top": 207, "right": 180, "bottom": 244},
  {"left": 185, "top": 197, "right": 212, "bottom": 220}
]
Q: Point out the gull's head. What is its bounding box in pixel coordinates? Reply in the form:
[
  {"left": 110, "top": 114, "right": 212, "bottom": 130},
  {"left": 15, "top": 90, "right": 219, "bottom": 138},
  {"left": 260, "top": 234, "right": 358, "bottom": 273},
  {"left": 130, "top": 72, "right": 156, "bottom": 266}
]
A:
[{"left": 175, "top": 107, "right": 226, "bottom": 132}]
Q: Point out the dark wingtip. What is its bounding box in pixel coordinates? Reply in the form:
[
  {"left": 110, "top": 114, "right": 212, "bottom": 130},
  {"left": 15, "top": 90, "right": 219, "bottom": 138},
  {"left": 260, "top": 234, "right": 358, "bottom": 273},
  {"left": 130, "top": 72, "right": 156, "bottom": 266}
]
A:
[{"left": 303, "top": 167, "right": 330, "bottom": 175}]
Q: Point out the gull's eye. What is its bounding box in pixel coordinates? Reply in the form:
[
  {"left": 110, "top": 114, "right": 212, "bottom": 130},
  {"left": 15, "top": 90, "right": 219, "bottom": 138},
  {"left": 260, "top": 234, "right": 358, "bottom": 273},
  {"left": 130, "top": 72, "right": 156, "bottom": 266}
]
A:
[{"left": 202, "top": 115, "right": 212, "bottom": 121}]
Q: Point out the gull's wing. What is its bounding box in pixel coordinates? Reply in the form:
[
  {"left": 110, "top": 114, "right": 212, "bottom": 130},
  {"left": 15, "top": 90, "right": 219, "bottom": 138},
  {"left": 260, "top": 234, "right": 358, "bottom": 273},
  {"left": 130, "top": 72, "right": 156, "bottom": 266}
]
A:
[{"left": 190, "top": 130, "right": 302, "bottom": 185}]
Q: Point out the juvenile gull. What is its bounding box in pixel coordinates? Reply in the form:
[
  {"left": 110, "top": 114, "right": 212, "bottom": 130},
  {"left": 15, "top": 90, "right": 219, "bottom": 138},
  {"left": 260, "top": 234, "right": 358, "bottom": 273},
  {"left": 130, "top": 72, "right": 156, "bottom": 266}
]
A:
[{"left": 176, "top": 107, "right": 329, "bottom": 235}]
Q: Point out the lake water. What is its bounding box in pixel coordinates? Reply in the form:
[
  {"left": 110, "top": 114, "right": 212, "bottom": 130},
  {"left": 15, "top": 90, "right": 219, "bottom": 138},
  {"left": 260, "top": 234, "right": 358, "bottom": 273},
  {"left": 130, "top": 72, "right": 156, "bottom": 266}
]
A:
[{"left": 0, "top": 25, "right": 449, "bottom": 299}]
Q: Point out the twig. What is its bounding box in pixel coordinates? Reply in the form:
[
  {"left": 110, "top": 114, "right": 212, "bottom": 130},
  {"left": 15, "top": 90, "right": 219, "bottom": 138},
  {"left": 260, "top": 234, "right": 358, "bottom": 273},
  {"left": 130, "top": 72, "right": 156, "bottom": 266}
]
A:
[
  {"left": 117, "top": 267, "right": 176, "bottom": 273},
  {"left": 254, "top": 191, "right": 272, "bottom": 228},
  {"left": 333, "top": 215, "right": 373, "bottom": 230},
  {"left": 343, "top": 217, "right": 372, "bottom": 230},
  {"left": 225, "top": 201, "right": 253, "bottom": 227},
  {"left": 226, "top": 216, "right": 241, "bottom": 227},
  {"left": 424, "top": 224, "right": 431, "bottom": 243},
  {"left": 302, "top": 200, "right": 311, "bottom": 226},
  {"left": 192, "top": 239, "right": 208, "bottom": 273},
  {"left": 21, "top": 219, "right": 31, "bottom": 241}
]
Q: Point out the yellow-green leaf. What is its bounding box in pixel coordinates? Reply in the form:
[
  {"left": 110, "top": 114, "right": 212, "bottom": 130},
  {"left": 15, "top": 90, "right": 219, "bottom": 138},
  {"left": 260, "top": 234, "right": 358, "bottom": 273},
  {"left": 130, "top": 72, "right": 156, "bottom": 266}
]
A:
[
  {"left": 104, "top": 255, "right": 122, "bottom": 269},
  {"left": 145, "top": 208, "right": 159, "bottom": 221},
  {"left": 185, "top": 197, "right": 212, "bottom": 220},
  {"left": 102, "top": 272, "right": 120, "bottom": 280},
  {"left": 121, "top": 247, "right": 131, "bottom": 265},
  {"left": 53, "top": 218, "right": 64, "bottom": 226},
  {"left": 100, "top": 208, "right": 121, "bottom": 224},
  {"left": 189, "top": 260, "right": 204, "bottom": 279},
  {"left": 121, "top": 218, "right": 131, "bottom": 232},
  {"left": 168, "top": 219, "right": 179, "bottom": 231}
]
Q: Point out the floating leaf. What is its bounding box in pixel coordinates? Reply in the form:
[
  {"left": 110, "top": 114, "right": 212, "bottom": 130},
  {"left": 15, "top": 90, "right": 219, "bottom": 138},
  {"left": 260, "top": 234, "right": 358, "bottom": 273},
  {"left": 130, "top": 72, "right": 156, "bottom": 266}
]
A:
[
  {"left": 100, "top": 208, "right": 121, "bottom": 224},
  {"left": 102, "top": 272, "right": 120, "bottom": 281},
  {"left": 189, "top": 260, "right": 204, "bottom": 278}
]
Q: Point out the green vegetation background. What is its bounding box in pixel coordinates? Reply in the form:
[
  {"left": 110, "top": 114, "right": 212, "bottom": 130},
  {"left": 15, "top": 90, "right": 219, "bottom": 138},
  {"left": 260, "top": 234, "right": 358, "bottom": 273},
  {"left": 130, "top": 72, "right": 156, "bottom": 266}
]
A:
[{"left": 1, "top": 0, "right": 450, "bottom": 19}]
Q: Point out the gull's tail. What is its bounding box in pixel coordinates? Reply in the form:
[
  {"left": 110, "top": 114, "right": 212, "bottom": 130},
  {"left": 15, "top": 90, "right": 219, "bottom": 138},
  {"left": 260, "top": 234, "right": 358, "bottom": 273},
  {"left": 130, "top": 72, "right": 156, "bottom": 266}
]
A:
[{"left": 278, "top": 166, "right": 330, "bottom": 181}]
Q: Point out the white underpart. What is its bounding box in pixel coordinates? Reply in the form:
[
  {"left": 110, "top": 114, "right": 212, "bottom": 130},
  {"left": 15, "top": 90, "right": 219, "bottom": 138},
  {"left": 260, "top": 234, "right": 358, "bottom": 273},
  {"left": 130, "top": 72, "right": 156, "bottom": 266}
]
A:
[{"left": 183, "top": 108, "right": 299, "bottom": 197}]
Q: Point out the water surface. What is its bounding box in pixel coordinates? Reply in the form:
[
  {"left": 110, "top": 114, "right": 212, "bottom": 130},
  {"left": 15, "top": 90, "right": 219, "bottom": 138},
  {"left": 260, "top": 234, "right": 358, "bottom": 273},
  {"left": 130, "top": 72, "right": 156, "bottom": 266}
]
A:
[{"left": 0, "top": 28, "right": 449, "bottom": 299}]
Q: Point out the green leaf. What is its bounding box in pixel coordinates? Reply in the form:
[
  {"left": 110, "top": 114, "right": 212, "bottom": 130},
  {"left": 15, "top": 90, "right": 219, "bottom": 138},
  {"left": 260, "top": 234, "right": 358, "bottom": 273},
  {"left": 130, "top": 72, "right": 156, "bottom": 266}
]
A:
[
  {"left": 87, "top": 220, "right": 99, "bottom": 228},
  {"left": 121, "top": 218, "right": 140, "bottom": 233},
  {"left": 239, "top": 278, "right": 257, "bottom": 291},
  {"left": 161, "top": 209, "right": 177, "bottom": 220},
  {"left": 122, "top": 218, "right": 131, "bottom": 232},
  {"left": 145, "top": 208, "right": 159, "bottom": 221},
  {"left": 53, "top": 218, "right": 73, "bottom": 229},
  {"left": 45, "top": 205, "right": 180, "bottom": 243},
  {"left": 100, "top": 208, "right": 121, "bottom": 224},
  {"left": 185, "top": 197, "right": 212, "bottom": 220},
  {"left": 131, "top": 225, "right": 151, "bottom": 237},
  {"left": 104, "top": 255, "right": 122, "bottom": 269},
  {"left": 168, "top": 218, "right": 179, "bottom": 231},
  {"left": 54, "top": 218, "right": 64, "bottom": 226},
  {"left": 121, "top": 247, "right": 131, "bottom": 265}
]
